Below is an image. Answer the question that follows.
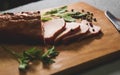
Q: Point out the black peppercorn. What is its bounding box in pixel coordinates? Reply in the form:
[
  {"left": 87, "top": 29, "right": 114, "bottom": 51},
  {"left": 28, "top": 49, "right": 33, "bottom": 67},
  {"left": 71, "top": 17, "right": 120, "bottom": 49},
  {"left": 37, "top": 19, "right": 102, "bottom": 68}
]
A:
[
  {"left": 82, "top": 9, "right": 84, "bottom": 12},
  {"left": 92, "top": 29, "right": 95, "bottom": 32},
  {"left": 37, "top": 11, "right": 40, "bottom": 13},
  {"left": 87, "top": 12, "right": 90, "bottom": 15},
  {"left": 71, "top": 9, "right": 74, "bottom": 12},
  {"left": 21, "top": 12, "right": 24, "bottom": 14},
  {"left": 91, "top": 13, "right": 93, "bottom": 16},
  {"left": 93, "top": 18, "right": 97, "bottom": 22}
]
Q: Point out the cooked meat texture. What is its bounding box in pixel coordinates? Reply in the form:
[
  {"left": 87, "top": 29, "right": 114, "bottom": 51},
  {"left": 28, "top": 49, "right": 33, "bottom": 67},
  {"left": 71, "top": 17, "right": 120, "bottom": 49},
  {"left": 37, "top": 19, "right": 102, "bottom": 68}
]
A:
[
  {"left": 43, "top": 18, "right": 66, "bottom": 44},
  {"left": 62, "top": 20, "right": 101, "bottom": 44},
  {"left": 0, "top": 11, "right": 41, "bottom": 20},
  {"left": 55, "top": 22, "right": 80, "bottom": 44},
  {"left": 0, "top": 11, "right": 44, "bottom": 43},
  {"left": 88, "top": 22, "right": 101, "bottom": 34}
]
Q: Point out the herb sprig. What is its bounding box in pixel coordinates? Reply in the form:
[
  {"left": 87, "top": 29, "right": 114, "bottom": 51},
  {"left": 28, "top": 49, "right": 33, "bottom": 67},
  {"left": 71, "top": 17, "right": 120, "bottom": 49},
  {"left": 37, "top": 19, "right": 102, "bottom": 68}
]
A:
[
  {"left": 42, "top": 6, "right": 97, "bottom": 22},
  {"left": 1, "top": 46, "right": 59, "bottom": 70},
  {"left": 41, "top": 46, "right": 59, "bottom": 64},
  {"left": 44, "top": 6, "right": 68, "bottom": 15}
]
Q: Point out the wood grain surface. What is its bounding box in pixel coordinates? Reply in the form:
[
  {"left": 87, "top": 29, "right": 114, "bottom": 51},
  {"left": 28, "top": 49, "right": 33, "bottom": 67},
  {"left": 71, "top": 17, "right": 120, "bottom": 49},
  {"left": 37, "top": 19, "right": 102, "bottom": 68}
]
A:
[{"left": 0, "top": 2, "right": 120, "bottom": 75}]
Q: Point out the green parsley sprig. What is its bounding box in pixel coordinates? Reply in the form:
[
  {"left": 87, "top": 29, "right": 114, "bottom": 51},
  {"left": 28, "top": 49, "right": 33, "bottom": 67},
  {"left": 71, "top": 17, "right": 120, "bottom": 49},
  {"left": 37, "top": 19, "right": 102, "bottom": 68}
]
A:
[{"left": 1, "top": 46, "right": 59, "bottom": 71}]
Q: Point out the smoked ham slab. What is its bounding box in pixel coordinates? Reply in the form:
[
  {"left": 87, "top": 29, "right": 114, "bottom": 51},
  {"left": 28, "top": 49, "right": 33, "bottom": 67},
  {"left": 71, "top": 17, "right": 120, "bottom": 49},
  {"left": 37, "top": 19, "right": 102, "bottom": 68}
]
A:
[{"left": 0, "top": 11, "right": 44, "bottom": 43}]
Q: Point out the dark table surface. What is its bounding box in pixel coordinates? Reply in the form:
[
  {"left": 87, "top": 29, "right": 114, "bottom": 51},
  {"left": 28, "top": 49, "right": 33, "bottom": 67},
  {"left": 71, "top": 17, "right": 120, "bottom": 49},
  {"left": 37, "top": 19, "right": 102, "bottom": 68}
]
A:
[{"left": 1, "top": 0, "right": 120, "bottom": 75}]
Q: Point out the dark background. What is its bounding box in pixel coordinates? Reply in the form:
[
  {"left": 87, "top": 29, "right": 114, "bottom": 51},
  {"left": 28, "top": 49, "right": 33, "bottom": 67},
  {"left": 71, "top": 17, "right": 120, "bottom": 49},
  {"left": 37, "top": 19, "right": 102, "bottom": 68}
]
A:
[{"left": 0, "top": 0, "right": 40, "bottom": 11}]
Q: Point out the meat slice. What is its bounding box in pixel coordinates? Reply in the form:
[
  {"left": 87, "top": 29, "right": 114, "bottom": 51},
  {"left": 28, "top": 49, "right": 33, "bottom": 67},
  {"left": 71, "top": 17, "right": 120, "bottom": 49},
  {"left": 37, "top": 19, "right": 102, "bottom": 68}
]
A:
[
  {"left": 0, "top": 11, "right": 44, "bottom": 43},
  {"left": 54, "top": 22, "right": 80, "bottom": 44},
  {"left": 43, "top": 18, "right": 66, "bottom": 44},
  {"left": 62, "top": 20, "right": 101, "bottom": 44},
  {"left": 88, "top": 22, "right": 101, "bottom": 34}
]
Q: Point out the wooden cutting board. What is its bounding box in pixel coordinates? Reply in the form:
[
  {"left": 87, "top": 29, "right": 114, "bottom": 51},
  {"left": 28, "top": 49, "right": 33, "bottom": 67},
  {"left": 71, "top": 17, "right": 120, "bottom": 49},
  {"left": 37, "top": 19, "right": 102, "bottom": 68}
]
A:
[{"left": 0, "top": 2, "right": 120, "bottom": 75}]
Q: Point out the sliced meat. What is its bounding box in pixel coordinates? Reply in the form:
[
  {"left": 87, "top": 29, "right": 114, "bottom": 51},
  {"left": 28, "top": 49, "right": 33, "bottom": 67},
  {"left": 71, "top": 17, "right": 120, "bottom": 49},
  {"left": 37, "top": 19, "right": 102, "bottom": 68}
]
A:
[
  {"left": 62, "top": 20, "right": 89, "bottom": 44},
  {"left": 54, "top": 22, "right": 80, "bottom": 44},
  {"left": 88, "top": 22, "right": 101, "bottom": 34},
  {"left": 0, "top": 11, "right": 44, "bottom": 43},
  {"left": 43, "top": 18, "right": 66, "bottom": 44},
  {"left": 62, "top": 20, "right": 101, "bottom": 44}
]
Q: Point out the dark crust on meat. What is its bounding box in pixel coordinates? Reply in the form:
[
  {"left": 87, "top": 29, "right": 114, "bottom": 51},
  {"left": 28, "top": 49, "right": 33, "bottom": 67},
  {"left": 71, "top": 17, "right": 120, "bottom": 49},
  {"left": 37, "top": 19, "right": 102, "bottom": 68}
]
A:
[
  {"left": 0, "top": 11, "right": 44, "bottom": 44},
  {"left": 0, "top": 11, "right": 40, "bottom": 21}
]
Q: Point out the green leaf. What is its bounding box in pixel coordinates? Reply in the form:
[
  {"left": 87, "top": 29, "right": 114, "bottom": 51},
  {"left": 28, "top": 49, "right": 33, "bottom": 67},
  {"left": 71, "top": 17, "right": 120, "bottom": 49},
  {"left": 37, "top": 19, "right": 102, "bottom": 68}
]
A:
[
  {"left": 41, "top": 17, "right": 52, "bottom": 22},
  {"left": 19, "top": 63, "right": 28, "bottom": 70},
  {"left": 57, "top": 6, "right": 67, "bottom": 13},
  {"left": 41, "top": 46, "right": 59, "bottom": 64},
  {"left": 71, "top": 13, "right": 87, "bottom": 19},
  {"left": 47, "top": 46, "right": 59, "bottom": 58},
  {"left": 42, "top": 46, "right": 56, "bottom": 57},
  {"left": 44, "top": 9, "right": 58, "bottom": 15},
  {"left": 65, "top": 12, "right": 79, "bottom": 16},
  {"left": 44, "top": 6, "right": 67, "bottom": 15},
  {"left": 18, "top": 58, "right": 29, "bottom": 70},
  {"left": 58, "top": 6, "right": 67, "bottom": 11},
  {"left": 26, "top": 47, "right": 36, "bottom": 53},
  {"left": 62, "top": 15, "right": 76, "bottom": 22},
  {"left": 24, "top": 48, "right": 42, "bottom": 60},
  {"left": 41, "top": 56, "right": 55, "bottom": 64}
]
